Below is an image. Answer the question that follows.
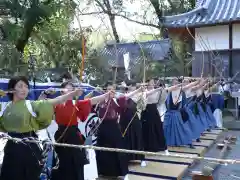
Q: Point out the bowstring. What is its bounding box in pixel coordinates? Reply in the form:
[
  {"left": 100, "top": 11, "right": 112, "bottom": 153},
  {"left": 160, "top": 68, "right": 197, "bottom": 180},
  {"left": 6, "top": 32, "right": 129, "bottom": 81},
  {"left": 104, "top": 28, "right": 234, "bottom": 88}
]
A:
[
  {"left": 55, "top": 100, "right": 77, "bottom": 143},
  {"left": 186, "top": 24, "right": 229, "bottom": 96},
  {"left": 186, "top": 25, "right": 205, "bottom": 79},
  {"left": 186, "top": 24, "right": 225, "bottom": 83},
  {"left": 24, "top": 56, "right": 57, "bottom": 169},
  {"left": 121, "top": 88, "right": 145, "bottom": 137},
  {"left": 87, "top": 95, "right": 111, "bottom": 137},
  {"left": 72, "top": 2, "right": 145, "bottom": 138},
  {"left": 65, "top": 0, "right": 224, "bottom": 142},
  {"left": 53, "top": 1, "right": 94, "bottom": 142},
  {"left": 87, "top": 5, "right": 149, "bottom": 137}
]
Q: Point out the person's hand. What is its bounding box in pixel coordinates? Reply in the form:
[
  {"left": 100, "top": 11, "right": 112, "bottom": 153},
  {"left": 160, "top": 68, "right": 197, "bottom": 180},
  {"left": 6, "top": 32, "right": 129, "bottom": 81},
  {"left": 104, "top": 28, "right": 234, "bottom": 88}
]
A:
[
  {"left": 45, "top": 88, "right": 56, "bottom": 95},
  {"left": 0, "top": 90, "right": 6, "bottom": 97},
  {"left": 95, "top": 87, "right": 103, "bottom": 92},
  {"left": 109, "top": 90, "right": 115, "bottom": 98},
  {"left": 39, "top": 92, "right": 47, "bottom": 100},
  {"left": 140, "top": 86, "right": 145, "bottom": 92},
  {"left": 196, "top": 79, "right": 201, "bottom": 83},
  {"left": 176, "top": 83, "right": 183, "bottom": 87},
  {"left": 73, "top": 88, "right": 84, "bottom": 97}
]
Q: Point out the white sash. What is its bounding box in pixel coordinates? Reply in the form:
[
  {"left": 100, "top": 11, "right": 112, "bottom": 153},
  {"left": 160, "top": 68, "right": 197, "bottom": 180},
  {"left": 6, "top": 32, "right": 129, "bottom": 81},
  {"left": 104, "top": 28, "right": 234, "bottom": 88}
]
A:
[
  {"left": 0, "top": 102, "right": 11, "bottom": 117},
  {"left": 72, "top": 100, "right": 76, "bottom": 105},
  {"left": 0, "top": 100, "right": 36, "bottom": 118},
  {"left": 25, "top": 100, "right": 37, "bottom": 117}
]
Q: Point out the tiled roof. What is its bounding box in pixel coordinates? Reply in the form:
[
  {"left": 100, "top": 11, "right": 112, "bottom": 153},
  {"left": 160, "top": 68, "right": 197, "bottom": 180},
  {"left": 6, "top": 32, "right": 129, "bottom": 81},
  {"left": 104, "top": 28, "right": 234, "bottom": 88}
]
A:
[
  {"left": 196, "top": 0, "right": 207, "bottom": 7},
  {"left": 100, "top": 39, "right": 171, "bottom": 68},
  {"left": 162, "top": 0, "right": 240, "bottom": 28}
]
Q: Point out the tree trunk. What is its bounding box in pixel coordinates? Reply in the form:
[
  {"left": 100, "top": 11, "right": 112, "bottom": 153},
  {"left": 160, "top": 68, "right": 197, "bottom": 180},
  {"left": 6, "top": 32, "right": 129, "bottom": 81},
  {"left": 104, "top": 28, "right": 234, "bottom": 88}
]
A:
[
  {"left": 149, "top": 0, "right": 164, "bottom": 37},
  {"left": 102, "top": 0, "right": 120, "bottom": 43},
  {"left": 109, "top": 15, "right": 120, "bottom": 43},
  {"left": 15, "top": 18, "right": 36, "bottom": 53},
  {"left": 149, "top": 0, "right": 162, "bottom": 20}
]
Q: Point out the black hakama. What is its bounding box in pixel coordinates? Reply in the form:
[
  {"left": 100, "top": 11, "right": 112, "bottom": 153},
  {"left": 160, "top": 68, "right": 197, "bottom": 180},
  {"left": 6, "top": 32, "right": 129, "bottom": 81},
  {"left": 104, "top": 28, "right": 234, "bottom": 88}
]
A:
[
  {"left": 119, "top": 98, "right": 144, "bottom": 161},
  {"left": 141, "top": 104, "right": 167, "bottom": 152},
  {"left": 51, "top": 125, "right": 88, "bottom": 180},
  {"left": 96, "top": 119, "right": 128, "bottom": 177},
  {"left": 0, "top": 132, "right": 43, "bottom": 180}
]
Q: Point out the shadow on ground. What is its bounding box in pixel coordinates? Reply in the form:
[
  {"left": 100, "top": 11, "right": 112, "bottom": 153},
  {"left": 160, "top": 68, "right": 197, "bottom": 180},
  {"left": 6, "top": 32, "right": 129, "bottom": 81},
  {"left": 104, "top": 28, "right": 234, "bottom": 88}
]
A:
[
  {"left": 224, "top": 115, "right": 240, "bottom": 130},
  {"left": 182, "top": 130, "right": 240, "bottom": 180}
]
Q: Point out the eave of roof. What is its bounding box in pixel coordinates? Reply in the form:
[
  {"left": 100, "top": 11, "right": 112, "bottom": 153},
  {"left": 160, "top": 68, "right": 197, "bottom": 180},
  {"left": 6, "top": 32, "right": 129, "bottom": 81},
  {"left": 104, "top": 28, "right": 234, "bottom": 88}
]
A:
[
  {"left": 100, "top": 39, "right": 171, "bottom": 68},
  {"left": 162, "top": 0, "right": 240, "bottom": 28}
]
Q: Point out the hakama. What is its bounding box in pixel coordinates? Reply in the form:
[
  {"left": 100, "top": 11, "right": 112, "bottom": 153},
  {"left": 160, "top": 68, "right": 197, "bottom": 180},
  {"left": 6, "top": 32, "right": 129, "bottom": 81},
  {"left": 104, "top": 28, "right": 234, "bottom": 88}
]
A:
[
  {"left": 96, "top": 98, "right": 128, "bottom": 177},
  {"left": 187, "top": 96, "right": 205, "bottom": 134},
  {"left": 205, "top": 95, "right": 217, "bottom": 128},
  {"left": 196, "top": 95, "right": 211, "bottom": 130},
  {"left": 163, "top": 92, "right": 192, "bottom": 146},
  {"left": 141, "top": 90, "right": 167, "bottom": 152},
  {"left": 1, "top": 132, "right": 43, "bottom": 180},
  {"left": 119, "top": 97, "right": 144, "bottom": 161},
  {"left": 51, "top": 125, "right": 88, "bottom": 180},
  {"left": 182, "top": 92, "right": 202, "bottom": 140}
]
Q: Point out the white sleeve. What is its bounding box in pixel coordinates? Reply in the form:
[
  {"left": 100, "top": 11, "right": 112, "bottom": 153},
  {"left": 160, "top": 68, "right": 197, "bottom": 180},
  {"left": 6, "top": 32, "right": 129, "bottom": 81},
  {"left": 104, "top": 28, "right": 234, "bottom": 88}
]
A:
[{"left": 147, "top": 91, "right": 160, "bottom": 104}]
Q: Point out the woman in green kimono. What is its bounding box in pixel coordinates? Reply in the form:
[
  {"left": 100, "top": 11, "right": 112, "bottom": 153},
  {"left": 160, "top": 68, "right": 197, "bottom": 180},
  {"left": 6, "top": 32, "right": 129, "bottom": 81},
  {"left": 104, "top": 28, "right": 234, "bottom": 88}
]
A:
[{"left": 0, "top": 76, "right": 82, "bottom": 180}]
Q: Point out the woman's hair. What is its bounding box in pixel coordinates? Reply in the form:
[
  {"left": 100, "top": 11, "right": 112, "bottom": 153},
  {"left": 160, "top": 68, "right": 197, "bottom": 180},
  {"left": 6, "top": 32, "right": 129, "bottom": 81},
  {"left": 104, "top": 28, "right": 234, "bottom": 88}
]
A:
[
  {"left": 7, "top": 76, "right": 30, "bottom": 100},
  {"left": 146, "top": 79, "right": 151, "bottom": 83},
  {"left": 60, "top": 81, "right": 74, "bottom": 88},
  {"left": 126, "top": 80, "right": 137, "bottom": 87},
  {"left": 146, "top": 78, "right": 155, "bottom": 84},
  {"left": 61, "top": 72, "right": 73, "bottom": 80},
  {"left": 189, "top": 79, "right": 196, "bottom": 83}
]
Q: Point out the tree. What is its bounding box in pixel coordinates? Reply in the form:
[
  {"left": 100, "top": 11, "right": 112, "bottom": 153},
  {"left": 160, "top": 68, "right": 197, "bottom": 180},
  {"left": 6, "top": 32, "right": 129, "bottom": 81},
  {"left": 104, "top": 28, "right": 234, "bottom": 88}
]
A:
[
  {"left": 80, "top": 0, "right": 196, "bottom": 78},
  {"left": 0, "top": 0, "right": 77, "bottom": 69},
  {"left": 0, "top": 0, "right": 84, "bottom": 75},
  {"left": 1, "top": 0, "right": 61, "bottom": 52},
  {"left": 93, "top": 0, "right": 123, "bottom": 43}
]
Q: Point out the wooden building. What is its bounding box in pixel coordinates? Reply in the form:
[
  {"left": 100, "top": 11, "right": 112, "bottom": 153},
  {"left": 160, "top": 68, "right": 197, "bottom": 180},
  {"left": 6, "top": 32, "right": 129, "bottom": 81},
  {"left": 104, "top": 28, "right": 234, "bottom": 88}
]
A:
[
  {"left": 162, "top": 0, "right": 240, "bottom": 78},
  {"left": 100, "top": 39, "right": 171, "bottom": 81}
]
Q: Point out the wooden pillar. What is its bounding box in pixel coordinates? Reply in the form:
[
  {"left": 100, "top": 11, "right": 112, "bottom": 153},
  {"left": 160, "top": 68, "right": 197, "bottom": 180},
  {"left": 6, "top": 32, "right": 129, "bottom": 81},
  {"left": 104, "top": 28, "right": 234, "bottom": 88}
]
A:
[
  {"left": 112, "top": 67, "right": 117, "bottom": 84},
  {"left": 229, "top": 23, "right": 233, "bottom": 77}
]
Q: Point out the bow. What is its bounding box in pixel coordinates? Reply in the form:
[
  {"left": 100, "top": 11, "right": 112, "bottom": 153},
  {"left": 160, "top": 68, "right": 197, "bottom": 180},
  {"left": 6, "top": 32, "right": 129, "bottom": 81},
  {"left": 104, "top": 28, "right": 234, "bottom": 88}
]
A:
[
  {"left": 30, "top": 55, "right": 60, "bottom": 175},
  {"left": 186, "top": 24, "right": 226, "bottom": 83}
]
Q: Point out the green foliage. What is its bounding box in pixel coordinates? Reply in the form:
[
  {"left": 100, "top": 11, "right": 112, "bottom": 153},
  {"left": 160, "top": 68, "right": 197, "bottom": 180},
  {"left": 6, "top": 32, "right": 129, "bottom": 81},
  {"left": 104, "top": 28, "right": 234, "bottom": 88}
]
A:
[
  {"left": 148, "top": 0, "right": 195, "bottom": 77},
  {"left": 0, "top": 0, "right": 196, "bottom": 81},
  {"left": 0, "top": 0, "right": 81, "bottom": 76}
]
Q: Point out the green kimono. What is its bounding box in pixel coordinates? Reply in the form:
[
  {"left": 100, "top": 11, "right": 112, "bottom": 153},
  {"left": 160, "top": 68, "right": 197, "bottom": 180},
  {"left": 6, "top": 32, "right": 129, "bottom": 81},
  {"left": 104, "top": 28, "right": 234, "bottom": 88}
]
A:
[
  {"left": 0, "top": 100, "right": 54, "bottom": 133},
  {"left": 0, "top": 100, "right": 54, "bottom": 180}
]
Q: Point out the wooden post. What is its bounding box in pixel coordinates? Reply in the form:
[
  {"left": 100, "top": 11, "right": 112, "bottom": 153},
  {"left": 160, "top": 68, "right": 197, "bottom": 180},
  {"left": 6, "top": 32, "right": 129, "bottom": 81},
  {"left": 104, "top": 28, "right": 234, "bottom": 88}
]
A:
[
  {"left": 113, "top": 66, "right": 118, "bottom": 85},
  {"left": 143, "top": 55, "right": 146, "bottom": 83},
  {"left": 80, "top": 35, "right": 85, "bottom": 82},
  {"left": 192, "top": 136, "right": 231, "bottom": 180}
]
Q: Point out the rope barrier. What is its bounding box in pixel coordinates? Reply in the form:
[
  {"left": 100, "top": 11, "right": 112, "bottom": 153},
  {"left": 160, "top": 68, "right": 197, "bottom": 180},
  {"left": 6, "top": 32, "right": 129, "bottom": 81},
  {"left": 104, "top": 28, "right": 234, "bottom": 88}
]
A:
[{"left": 0, "top": 134, "right": 239, "bottom": 165}]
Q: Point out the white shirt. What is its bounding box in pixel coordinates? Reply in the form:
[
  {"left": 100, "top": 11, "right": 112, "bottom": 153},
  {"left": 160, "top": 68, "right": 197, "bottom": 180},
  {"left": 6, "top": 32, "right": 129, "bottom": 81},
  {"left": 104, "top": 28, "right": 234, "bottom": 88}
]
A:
[
  {"left": 186, "top": 89, "right": 195, "bottom": 98},
  {"left": 172, "top": 89, "right": 182, "bottom": 103},
  {"left": 147, "top": 90, "right": 168, "bottom": 104}
]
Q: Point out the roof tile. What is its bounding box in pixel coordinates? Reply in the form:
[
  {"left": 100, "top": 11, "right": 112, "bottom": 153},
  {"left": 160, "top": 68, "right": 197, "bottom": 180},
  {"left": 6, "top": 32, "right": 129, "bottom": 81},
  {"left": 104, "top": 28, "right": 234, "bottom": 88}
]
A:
[
  {"left": 162, "top": 0, "right": 240, "bottom": 28},
  {"left": 100, "top": 39, "right": 171, "bottom": 68}
]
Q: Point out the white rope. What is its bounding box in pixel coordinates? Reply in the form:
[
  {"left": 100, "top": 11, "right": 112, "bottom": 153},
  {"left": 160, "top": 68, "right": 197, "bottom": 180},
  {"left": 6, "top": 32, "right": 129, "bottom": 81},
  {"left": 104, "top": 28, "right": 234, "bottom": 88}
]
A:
[{"left": 1, "top": 134, "right": 239, "bottom": 165}]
